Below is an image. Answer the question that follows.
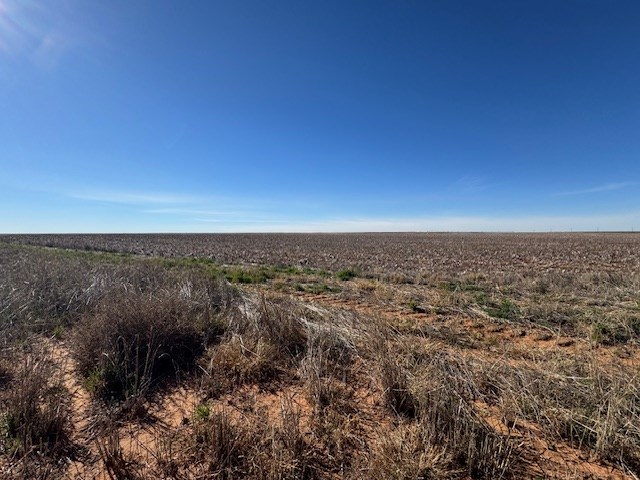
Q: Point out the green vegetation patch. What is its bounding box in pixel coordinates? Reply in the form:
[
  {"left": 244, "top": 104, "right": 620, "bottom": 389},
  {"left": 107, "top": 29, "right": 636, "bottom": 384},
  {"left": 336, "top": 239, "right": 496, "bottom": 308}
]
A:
[
  {"left": 484, "top": 299, "right": 520, "bottom": 320},
  {"left": 336, "top": 268, "right": 359, "bottom": 281}
]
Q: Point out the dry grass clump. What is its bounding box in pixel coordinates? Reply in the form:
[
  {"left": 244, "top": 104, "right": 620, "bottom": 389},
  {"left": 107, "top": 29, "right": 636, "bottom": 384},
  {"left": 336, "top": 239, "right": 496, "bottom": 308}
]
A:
[
  {"left": 190, "top": 409, "right": 251, "bottom": 478},
  {"left": 413, "top": 359, "right": 515, "bottom": 478},
  {"left": 229, "top": 295, "right": 308, "bottom": 359},
  {"left": 201, "top": 294, "right": 309, "bottom": 398},
  {"left": 160, "top": 400, "right": 320, "bottom": 479},
  {"left": 72, "top": 285, "right": 230, "bottom": 405},
  {"left": 201, "top": 335, "right": 283, "bottom": 398},
  {"left": 0, "top": 251, "right": 97, "bottom": 343},
  {"left": 95, "top": 427, "right": 144, "bottom": 480},
  {"left": 0, "top": 244, "right": 239, "bottom": 346},
  {"left": 492, "top": 356, "right": 640, "bottom": 473},
  {"left": 380, "top": 354, "right": 418, "bottom": 418},
  {"left": 305, "top": 324, "right": 355, "bottom": 373},
  {"left": 377, "top": 342, "right": 516, "bottom": 478},
  {"left": 364, "top": 423, "right": 448, "bottom": 479},
  {"left": 301, "top": 325, "right": 355, "bottom": 414},
  {"left": 0, "top": 345, "right": 70, "bottom": 470}
]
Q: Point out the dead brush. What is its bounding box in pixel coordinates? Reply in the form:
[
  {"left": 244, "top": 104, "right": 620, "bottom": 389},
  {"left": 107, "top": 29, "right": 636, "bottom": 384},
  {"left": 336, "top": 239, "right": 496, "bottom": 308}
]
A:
[
  {"left": 191, "top": 408, "right": 250, "bottom": 477},
  {"left": 412, "top": 352, "right": 516, "bottom": 479},
  {"left": 380, "top": 357, "right": 417, "bottom": 418},
  {"left": 0, "top": 244, "right": 239, "bottom": 346},
  {"left": 95, "top": 427, "right": 143, "bottom": 480},
  {"left": 185, "top": 399, "right": 320, "bottom": 479},
  {"left": 72, "top": 290, "right": 205, "bottom": 405},
  {"left": 363, "top": 423, "right": 448, "bottom": 480},
  {"left": 0, "top": 345, "right": 70, "bottom": 463},
  {"left": 492, "top": 355, "right": 640, "bottom": 473},
  {"left": 300, "top": 325, "right": 355, "bottom": 414},
  {"left": 201, "top": 334, "right": 283, "bottom": 398},
  {"left": 269, "top": 396, "right": 320, "bottom": 479},
  {"left": 0, "top": 253, "right": 98, "bottom": 339},
  {"left": 229, "top": 294, "right": 308, "bottom": 359}
]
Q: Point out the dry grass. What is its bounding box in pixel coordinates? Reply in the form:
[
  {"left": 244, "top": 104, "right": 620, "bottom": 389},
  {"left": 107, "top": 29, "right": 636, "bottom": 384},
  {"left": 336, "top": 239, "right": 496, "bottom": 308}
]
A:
[
  {"left": 1, "top": 237, "right": 639, "bottom": 479},
  {"left": 491, "top": 355, "right": 640, "bottom": 472},
  {"left": 0, "top": 344, "right": 71, "bottom": 478},
  {"left": 72, "top": 291, "right": 206, "bottom": 406},
  {"left": 201, "top": 334, "right": 283, "bottom": 398}
]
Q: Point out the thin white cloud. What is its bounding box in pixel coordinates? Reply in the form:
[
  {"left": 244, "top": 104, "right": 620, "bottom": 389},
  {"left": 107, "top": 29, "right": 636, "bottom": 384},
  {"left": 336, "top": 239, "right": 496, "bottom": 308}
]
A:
[
  {"left": 70, "top": 190, "right": 200, "bottom": 205},
  {"left": 72, "top": 190, "right": 278, "bottom": 221},
  {"left": 553, "top": 182, "right": 635, "bottom": 196},
  {"left": 4, "top": 211, "right": 639, "bottom": 234},
  {"left": 0, "top": 0, "right": 85, "bottom": 68},
  {"left": 193, "top": 217, "right": 289, "bottom": 224},
  {"left": 192, "top": 218, "right": 224, "bottom": 223},
  {"left": 65, "top": 186, "right": 640, "bottom": 232},
  {"left": 145, "top": 208, "right": 245, "bottom": 216}
]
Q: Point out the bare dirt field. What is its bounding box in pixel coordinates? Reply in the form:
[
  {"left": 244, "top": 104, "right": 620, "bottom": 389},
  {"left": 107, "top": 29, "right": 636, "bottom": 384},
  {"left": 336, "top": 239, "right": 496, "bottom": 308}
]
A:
[
  {"left": 4, "top": 232, "right": 640, "bottom": 276},
  {"left": 1, "top": 233, "right": 639, "bottom": 479}
]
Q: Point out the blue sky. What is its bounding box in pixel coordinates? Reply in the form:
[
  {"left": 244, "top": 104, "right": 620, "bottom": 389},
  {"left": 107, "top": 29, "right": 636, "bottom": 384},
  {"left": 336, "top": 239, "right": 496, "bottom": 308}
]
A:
[{"left": 1, "top": 0, "right": 639, "bottom": 232}]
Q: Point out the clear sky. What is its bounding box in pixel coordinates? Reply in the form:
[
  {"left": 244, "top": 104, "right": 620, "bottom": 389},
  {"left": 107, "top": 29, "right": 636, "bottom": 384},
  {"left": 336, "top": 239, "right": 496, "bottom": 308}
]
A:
[{"left": 1, "top": 0, "right": 639, "bottom": 232}]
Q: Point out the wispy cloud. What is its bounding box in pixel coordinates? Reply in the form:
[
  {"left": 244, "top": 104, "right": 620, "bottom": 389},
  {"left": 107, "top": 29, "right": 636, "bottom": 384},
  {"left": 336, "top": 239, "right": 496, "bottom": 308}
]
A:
[
  {"left": 453, "top": 175, "right": 493, "bottom": 194},
  {"left": 4, "top": 203, "right": 640, "bottom": 233},
  {"left": 553, "top": 182, "right": 635, "bottom": 197},
  {"left": 0, "top": 0, "right": 85, "bottom": 68},
  {"left": 144, "top": 208, "right": 245, "bottom": 216},
  {"left": 70, "top": 188, "right": 277, "bottom": 223},
  {"left": 70, "top": 190, "right": 201, "bottom": 205},
  {"left": 63, "top": 187, "right": 640, "bottom": 232}
]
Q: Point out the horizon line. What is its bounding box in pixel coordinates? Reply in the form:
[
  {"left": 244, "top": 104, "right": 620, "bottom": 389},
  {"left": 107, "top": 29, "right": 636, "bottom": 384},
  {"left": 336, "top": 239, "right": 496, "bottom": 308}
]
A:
[{"left": 1, "top": 230, "right": 638, "bottom": 235}]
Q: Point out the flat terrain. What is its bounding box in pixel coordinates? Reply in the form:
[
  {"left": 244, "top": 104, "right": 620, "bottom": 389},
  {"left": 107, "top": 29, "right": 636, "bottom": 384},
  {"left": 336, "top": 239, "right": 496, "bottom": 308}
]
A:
[
  {"left": 4, "top": 232, "right": 640, "bottom": 275},
  {"left": 1, "top": 233, "right": 639, "bottom": 479}
]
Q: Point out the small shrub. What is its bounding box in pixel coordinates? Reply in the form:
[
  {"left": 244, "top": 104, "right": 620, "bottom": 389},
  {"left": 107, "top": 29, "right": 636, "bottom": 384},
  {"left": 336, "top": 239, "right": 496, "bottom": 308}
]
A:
[
  {"left": 485, "top": 299, "right": 520, "bottom": 320},
  {"left": 590, "top": 316, "right": 640, "bottom": 345},
  {"left": 224, "top": 268, "right": 271, "bottom": 284},
  {"left": 194, "top": 403, "right": 211, "bottom": 421},
  {"left": 336, "top": 269, "right": 358, "bottom": 282},
  {"left": 72, "top": 291, "right": 205, "bottom": 404}
]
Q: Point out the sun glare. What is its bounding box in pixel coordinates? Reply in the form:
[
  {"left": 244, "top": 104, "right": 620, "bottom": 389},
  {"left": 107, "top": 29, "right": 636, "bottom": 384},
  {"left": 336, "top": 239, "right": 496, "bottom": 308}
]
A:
[
  {"left": 0, "top": 1, "right": 11, "bottom": 52},
  {"left": 0, "top": 1, "right": 55, "bottom": 55},
  {"left": 0, "top": 0, "right": 28, "bottom": 55}
]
